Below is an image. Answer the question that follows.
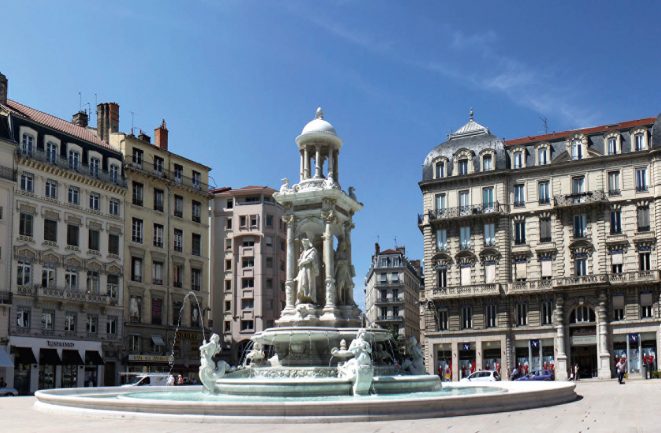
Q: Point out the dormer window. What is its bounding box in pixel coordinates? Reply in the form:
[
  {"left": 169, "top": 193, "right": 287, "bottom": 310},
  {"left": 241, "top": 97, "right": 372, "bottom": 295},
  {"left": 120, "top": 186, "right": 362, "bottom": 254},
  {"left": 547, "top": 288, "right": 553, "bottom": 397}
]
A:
[
  {"left": 482, "top": 154, "right": 493, "bottom": 171},
  {"left": 133, "top": 149, "right": 143, "bottom": 167},
  {"left": 68, "top": 150, "right": 80, "bottom": 170},
  {"left": 632, "top": 129, "right": 647, "bottom": 151},
  {"left": 513, "top": 151, "right": 523, "bottom": 169},
  {"left": 89, "top": 157, "right": 100, "bottom": 178},
  {"left": 571, "top": 140, "right": 583, "bottom": 160},
  {"left": 608, "top": 137, "right": 617, "bottom": 155},
  {"left": 635, "top": 134, "right": 644, "bottom": 151},
  {"left": 458, "top": 159, "right": 468, "bottom": 176},
  {"left": 434, "top": 161, "right": 445, "bottom": 178},
  {"left": 110, "top": 164, "right": 120, "bottom": 183},
  {"left": 21, "top": 133, "right": 34, "bottom": 156},
  {"left": 537, "top": 147, "right": 548, "bottom": 165},
  {"left": 46, "top": 142, "right": 58, "bottom": 164}
]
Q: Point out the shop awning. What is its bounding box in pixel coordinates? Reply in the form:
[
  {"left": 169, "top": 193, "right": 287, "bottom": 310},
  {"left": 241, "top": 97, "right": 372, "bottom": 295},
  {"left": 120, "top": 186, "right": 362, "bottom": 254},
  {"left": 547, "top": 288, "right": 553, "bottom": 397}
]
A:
[
  {"left": 11, "top": 347, "right": 37, "bottom": 365},
  {"left": 61, "top": 349, "right": 84, "bottom": 365},
  {"left": 151, "top": 335, "right": 165, "bottom": 346},
  {"left": 0, "top": 347, "right": 14, "bottom": 368},
  {"left": 40, "top": 348, "right": 62, "bottom": 365},
  {"left": 85, "top": 350, "right": 104, "bottom": 366}
]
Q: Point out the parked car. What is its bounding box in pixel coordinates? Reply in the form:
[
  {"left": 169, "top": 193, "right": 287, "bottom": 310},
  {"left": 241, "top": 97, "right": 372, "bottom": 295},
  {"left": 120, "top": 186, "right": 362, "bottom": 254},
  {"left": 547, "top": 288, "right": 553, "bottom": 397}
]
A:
[
  {"left": 120, "top": 373, "right": 170, "bottom": 387},
  {"left": 515, "top": 370, "right": 555, "bottom": 381},
  {"left": 460, "top": 370, "right": 501, "bottom": 382},
  {"left": 0, "top": 386, "right": 18, "bottom": 396}
]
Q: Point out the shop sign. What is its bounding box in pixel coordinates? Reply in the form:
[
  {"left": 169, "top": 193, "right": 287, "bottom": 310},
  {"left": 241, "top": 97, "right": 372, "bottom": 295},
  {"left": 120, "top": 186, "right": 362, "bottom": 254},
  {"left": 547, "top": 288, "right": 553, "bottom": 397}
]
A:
[
  {"left": 47, "top": 340, "right": 75, "bottom": 348},
  {"left": 571, "top": 335, "right": 596, "bottom": 346},
  {"left": 128, "top": 354, "right": 171, "bottom": 363}
]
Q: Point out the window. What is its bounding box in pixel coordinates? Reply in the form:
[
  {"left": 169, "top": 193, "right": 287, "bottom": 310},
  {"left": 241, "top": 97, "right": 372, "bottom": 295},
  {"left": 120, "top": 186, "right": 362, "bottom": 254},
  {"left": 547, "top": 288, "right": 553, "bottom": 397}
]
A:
[
  {"left": 192, "top": 170, "right": 201, "bottom": 189},
  {"left": 68, "top": 186, "right": 80, "bottom": 205},
  {"left": 460, "top": 265, "right": 471, "bottom": 285},
  {"left": 44, "top": 219, "right": 57, "bottom": 242},
  {"left": 437, "top": 309, "right": 448, "bottom": 331},
  {"left": 174, "top": 164, "right": 183, "bottom": 183},
  {"left": 239, "top": 215, "right": 247, "bottom": 228},
  {"left": 109, "top": 198, "right": 120, "bottom": 216},
  {"left": 571, "top": 139, "right": 583, "bottom": 160},
  {"left": 241, "top": 299, "right": 254, "bottom": 310},
  {"left": 67, "top": 224, "right": 79, "bottom": 247},
  {"left": 608, "top": 137, "right": 618, "bottom": 155},
  {"left": 266, "top": 257, "right": 273, "bottom": 268},
  {"left": 242, "top": 278, "right": 254, "bottom": 288},
  {"left": 641, "top": 293, "right": 653, "bottom": 319},
  {"left": 610, "top": 208, "right": 622, "bottom": 234},
  {"left": 174, "top": 229, "right": 183, "bottom": 252},
  {"left": 107, "top": 275, "right": 119, "bottom": 297},
  {"left": 539, "top": 217, "right": 551, "bottom": 243},
  {"left": 20, "top": 172, "right": 33, "bottom": 192},
  {"left": 437, "top": 268, "right": 447, "bottom": 288},
  {"left": 608, "top": 171, "right": 620, "bottom": 195},
  {"left": 611, "top": 251, "right": 623, "bottom": 274},
  {"left": 435, "top": 193, "right": 447, "bottom": 212},
  {"left": 516, "top": 303, "right": 528, "bottom": 326},
  {"left": 242, "top": 258, "right": 254, "bottom": 268},
  {"left": 16, "top": 308, "right": 30, "bottom": 328},
  {"left": 21, "top": 133, "right": 34, "bottom": 155},
  {"left": 460, "top": 226, "right": 471, "bottom": 250},
  {"left": 191, "top": 269, "right": 202, "bottom": 291},
  {"left": 612, "top": 295, "right": 624, "bottom": 321},
  {"left": 151, "top": 298, "right": 162, "bottom": 325},
  {"left": 89, "top": 192, "right": 100, "bottom": 211},
  {"left": 17, "top": 261, "right": 32, "bottom": 286},
  {"left": 572, "top": 176, "right": 585, "bottom": 195},
  {"left": 514, "top": 220, "right": 526, "bottom": 245},
  {"left": 86, "top": 271, "right": 100, "bottom": 293},
  {"left": 132, "top": 182, "right": 144, "bottom": 206},
  {"left": 514, "top": 184, "right": 525, "bottom": 207},
  {"left": 634, "top": 133, "right": 645, "bottom": 151},
  {"left": 573, "top": 214, "right": 587, "bottom": 238},
  {"left": 153, "top": 224, "right": 164, "bottom": 248},
  {"left": 482, "top": 154, "right": 493, "bottom": 171},
  {"left": 45, "top": 180, "right": 57, "bottom": 199},
  {"left": 538, "top": 181, "right": 550, "bottom": 204},
  {"left": 435, "top": 161, "right": 445, "bottom": 178},
  {"left": 637, "top": 206, "right": 650, "bottom": 231},
  {"left": 106, "top": 316, "right": 117, "bottom": 335},
  {"left": 265, "top": 236, "right": 273, "bottom": 247},
  {"left": 225, "top": 238, "right": 232, "bottom": 251},
  {"left": 226, "top": 198, "right": 233, "bottom": 209},
  {"left": 64, "top": 312, "right": 76, "bottom": 332},
  {"left": 635, "top": 167, "right": 648, "bottom": 192},
  {"left": 226, "top": 218, "right": 232, "bottom": 230},
  {"left": 241, "top": 320, "right": 254, "bottom": 331},
  {"left": 458, "top": 190, "right": 470, "bottom": 212},
  {"left": 131, "top": 257, "right": 143, "bottom": 282},
  {"left": 46, "top": 141, "right": 57, "bottom": 163},
  {"left": 68, "top": 150, "right": 80, "bottom": 170},
  {"left": 575, "top": 257, "right": 587, "bottom": 276},
  {"left": 485, "top": 304, "right": 497, "bottom": 328},
  {"left": 192, "top": 200, "right": 201, "bottom": 223},
  {"left": 108, "top": 233, "right": 119, "bottom": 255},
  {"left": 89, "top": 157, "right": 100, "bottom": 177},
  {"left": 541, "top": 301, "right": 553, "bottom": 325},
  {"left": 458, "top": 159, "right": 468, "bottom": 176},
  {"left": 132, "top": 149, "right": 143, "bottom": 167},
  {"left": 436, "top": 228, "right": 447, "bottom": 251},
  {"left": 131, "top": 218, "right": 143, "bottom": 243},
  {"left": 250, "top": 215, "right": 258, "bottom": 227},
  {"left": 19, "top": 213, "right": 33, "bottom": 237},
  {"left": 482, "top": 187, "right": 494, "bottom": 209},
  {"left": 537, "top": 147, "right": 548, "bottom": 165},
  {"left": 461, "top": 306, "right": 472, "bottom": 329},
  {"left": 174, "top": 195, "right": 183, "bottom": 217},
  {"left": 192, "top": 233, "right": 201, "bottom": 256},
  {"left": 86, "top": 314, "right": 98, "bottom": 334},
  {"left": 41, "top": 265, "right": 55, "bottom": 288},
  {"left": 110, "top": 164, "right": 120, "bottom": 183},
  {"left": 173, "top": 264, "right": 183, "bottom": 288},
  {"left": 484, "top": 223, "right": 495, "bottom": 247},
  {"left": 224, "top": 280, "right": 231, "bottom": 291},
  {"left": 639, "top": 252, "right": 651, "bottom": 271},
  {"left": 130, "top": 335, "right": 141, "bottom": 352},
  {"left": 266, "top": 214, "right": 273, "bottom": 227},
  {"left": 514, "top": 259, "right": 528, "bottom": 281},
  {"left": 485, "top": 262, "right": 496, "bottom": 283},
  {"left": 65, "top": 269, "right": 78, "bottom": 289},
  {"left": 154, "top": 156, "right": 164, "bottom": 174},
  {"left": 88, "top": 229, "right": 100, "bottom": 251},
  {"left": 153, "top": 189, "right": 164, "bottom": 212},
  {"left": 513, "top": 150, "right": 523, "bottom": 169}
]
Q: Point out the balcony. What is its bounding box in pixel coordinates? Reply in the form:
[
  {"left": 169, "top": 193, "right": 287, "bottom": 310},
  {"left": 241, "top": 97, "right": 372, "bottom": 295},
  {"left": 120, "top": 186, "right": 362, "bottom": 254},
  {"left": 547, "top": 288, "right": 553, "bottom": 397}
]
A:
[
  {"left": 377, "top": 315, "right": 404, "bottom": 322},
  {"left": 35, "top": 286, "right": 110, "bottom": 304},
  {"left": 554, "top": 190, "right": 606, "bottom": 208},
  {"left": 508, "top": 279, "right": 553, "bottom": 293},
  {"left": 9, "top": 325, "right": 121, "bottom": 341},
  {"left": 432, "top": 283, "right": 502, "bottom": 298},
  {"left": 608, "top": 270, "right": 660, "bottom": 284},
  {"left": 125, "top": 159, "right": 209, "bottom": 192},
  {"left": 554, "top": 274, "right": 609, "bottom": 287},
  {"left": 375, "top": 296, "right": 404, "bottom": 305},
  {"left": 427, "top": 202, "right": 507, "bottom": 222}
]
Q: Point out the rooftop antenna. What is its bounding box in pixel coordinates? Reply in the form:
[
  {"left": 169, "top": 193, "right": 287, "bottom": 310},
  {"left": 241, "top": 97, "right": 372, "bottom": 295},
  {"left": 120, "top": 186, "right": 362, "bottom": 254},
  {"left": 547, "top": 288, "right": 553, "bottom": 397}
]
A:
[
  {"left": 394, "top": 236, "right": 398, "bottom": 247},
  {"left": 78, "top": 92, "right": 82, "bottom": 111},
  {"left": 94, "top": 93, "right": 98, "bottom": 126},
  {"left": 84, "top": 102, "right": 91, "bottom": 117},
  {"left": 539, "top": 115, "right": 549, "bottom": 134},
  {"left": 130, "top": 111, "right": 135, "bottom": 135}
]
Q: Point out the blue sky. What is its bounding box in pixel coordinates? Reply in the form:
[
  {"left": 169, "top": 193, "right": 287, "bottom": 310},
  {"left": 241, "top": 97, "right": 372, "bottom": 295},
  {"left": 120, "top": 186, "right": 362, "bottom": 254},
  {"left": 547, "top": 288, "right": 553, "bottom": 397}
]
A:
[{"left": 3, "top": 0, "right": 660, "bottom": 307}]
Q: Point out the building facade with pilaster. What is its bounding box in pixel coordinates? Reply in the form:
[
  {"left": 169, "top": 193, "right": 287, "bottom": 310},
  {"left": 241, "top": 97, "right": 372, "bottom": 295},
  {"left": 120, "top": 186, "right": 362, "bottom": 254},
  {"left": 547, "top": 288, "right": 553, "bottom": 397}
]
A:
[{"left": 419, "top": 112, "right": 661, "bottom": 381}]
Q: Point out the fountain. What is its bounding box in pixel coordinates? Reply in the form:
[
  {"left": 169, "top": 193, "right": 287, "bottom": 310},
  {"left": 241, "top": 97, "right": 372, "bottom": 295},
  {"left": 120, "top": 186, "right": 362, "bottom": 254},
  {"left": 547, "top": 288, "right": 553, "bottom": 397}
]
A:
[{"left": 32, "top": 108, "right": 577, "bottom": 423}]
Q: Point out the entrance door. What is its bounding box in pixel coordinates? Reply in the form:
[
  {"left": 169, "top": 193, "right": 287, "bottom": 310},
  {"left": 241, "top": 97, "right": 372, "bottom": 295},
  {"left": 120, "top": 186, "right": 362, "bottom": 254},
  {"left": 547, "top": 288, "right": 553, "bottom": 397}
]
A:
[
  {"left": 571, "top": 345, "right": 597, "bottom": 378},
  {"left": 104, "top": 362, "right": 116, "bottom": 386}
]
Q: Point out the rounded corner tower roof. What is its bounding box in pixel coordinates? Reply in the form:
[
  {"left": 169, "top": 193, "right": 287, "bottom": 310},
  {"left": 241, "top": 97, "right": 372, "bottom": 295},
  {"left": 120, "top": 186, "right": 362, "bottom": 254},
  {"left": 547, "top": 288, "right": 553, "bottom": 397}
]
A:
[{"left": 296, "top": 107, "right": 343, "bottom": 148}]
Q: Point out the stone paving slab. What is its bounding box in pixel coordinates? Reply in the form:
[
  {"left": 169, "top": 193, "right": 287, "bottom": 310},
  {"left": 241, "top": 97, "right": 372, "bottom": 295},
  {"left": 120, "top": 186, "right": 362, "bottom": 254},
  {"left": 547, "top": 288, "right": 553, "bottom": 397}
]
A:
[{"left": 2, "top": 380, "right": 659, "bottom": 433}]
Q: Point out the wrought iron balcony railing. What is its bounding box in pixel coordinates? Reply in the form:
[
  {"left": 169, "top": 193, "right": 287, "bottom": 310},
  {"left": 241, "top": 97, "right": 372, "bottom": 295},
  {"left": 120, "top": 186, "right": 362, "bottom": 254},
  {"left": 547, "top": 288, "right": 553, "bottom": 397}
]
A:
[
  {"left": 427, "top": 202, "right": 507, "bottom": 221},
  {"left": 432, "top": 283, "right": 502, "bottom": 298},
  {"left": 554, "top": 190, "right": 606, "bottom": 207}
]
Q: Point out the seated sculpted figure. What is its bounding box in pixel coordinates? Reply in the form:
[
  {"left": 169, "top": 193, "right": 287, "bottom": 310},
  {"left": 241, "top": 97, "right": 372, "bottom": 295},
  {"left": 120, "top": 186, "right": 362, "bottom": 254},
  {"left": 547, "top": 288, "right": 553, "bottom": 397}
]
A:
[
  {"left": 198, "top": 333, "right": 229, "bottom": 392},
  {"left": 337, "top": 329, "right": 372, "bottom": 379}
]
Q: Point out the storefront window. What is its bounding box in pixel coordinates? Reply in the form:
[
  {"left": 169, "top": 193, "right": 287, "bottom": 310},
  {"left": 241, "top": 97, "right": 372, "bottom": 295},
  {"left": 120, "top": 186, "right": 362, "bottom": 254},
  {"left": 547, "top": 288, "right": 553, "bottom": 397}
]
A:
[
  {"left": 62, "top": 365, "right": 78, "bottom": 388},
  {"left": 482, "top": 348, "right": 501, "bottom": 373},
  {"left": 458, "top": 343, "right": 475, "bottom": 379},
  {"left": 436, "top": 349, "right": 451, "bottom": 382},
  {"left": 39, "top": 364, "right": 55, "bottom": 389}
]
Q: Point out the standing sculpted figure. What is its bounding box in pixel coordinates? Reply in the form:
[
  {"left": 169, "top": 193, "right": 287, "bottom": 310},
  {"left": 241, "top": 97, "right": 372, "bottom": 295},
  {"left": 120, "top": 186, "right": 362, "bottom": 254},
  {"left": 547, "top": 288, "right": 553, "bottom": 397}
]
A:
[
  {"left": 334, "top": 238, "right": 355, "bottom": 306},
  {"left": 198, "top": 333, "right": 228, "bottom": 392},
  {"left": 295, "top": 238, "right": 319, "bottom": 302}
]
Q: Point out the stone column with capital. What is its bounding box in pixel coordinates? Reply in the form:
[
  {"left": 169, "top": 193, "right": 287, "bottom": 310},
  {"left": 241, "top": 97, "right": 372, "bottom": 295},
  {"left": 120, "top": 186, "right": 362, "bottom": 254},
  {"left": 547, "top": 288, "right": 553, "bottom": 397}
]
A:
[
  {"left": 315, "top": 147, "right": 321, "bottom": 178},
  {"left": 597, "top": 292, "right": 611, "bottom": 379},
  {"left": 327, "top": 148, "right": 334, "bottom": 181},
  {"left": 554, "top": 297, "right": 568, "bottom": 380},
  {"left": 299, "top": 149, "right": 304, "bottom": 180},
  {"left": 303, "top": 147, "right": 310, "bottom": 179},
  {"left": 283, "top": 215, "right": 296, "bottom": 313},
  {"left": 321, "top": 211, "right": 337, "bottom": 320}
]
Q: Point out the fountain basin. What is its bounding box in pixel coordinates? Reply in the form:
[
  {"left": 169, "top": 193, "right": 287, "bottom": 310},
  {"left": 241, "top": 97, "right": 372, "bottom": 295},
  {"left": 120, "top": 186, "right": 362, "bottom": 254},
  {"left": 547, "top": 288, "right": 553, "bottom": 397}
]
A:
[{"left": 34, "top": 381, "right": 577, "bottom": 423}]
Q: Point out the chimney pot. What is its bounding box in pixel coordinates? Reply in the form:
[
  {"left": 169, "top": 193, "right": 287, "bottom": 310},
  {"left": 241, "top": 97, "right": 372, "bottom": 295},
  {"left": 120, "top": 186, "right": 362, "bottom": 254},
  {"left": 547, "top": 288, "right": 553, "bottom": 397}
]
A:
[
  {"left": 72, "top": 111, "right": 89, "bottom": 128},
  {"left": 138, "top": 130, "right": 151, "bottom": 143},
  {"left": 154, "top": 118, "right": 169, "bottom": 151}
]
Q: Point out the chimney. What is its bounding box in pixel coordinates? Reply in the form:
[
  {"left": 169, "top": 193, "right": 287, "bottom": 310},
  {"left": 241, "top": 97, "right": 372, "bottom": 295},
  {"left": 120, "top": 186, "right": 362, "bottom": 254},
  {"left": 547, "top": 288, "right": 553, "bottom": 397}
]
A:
[
  {"left": 375, "top": 242, "right": 380, "bottom": 255},
  {"left": 96, "top": 102, "right": 120, "bottom": 142},
  {"left": 0, "top": 72, "right": 7, "bottom": 105},
  {"left": 396, "top": 246, "right": 406, "bottom": 255},
  {"left": 154, "top": 119, "right": 168, "bottom": 151},
  {"left": 138, "top": 130, "right": 151, "bottom": 143},
  {"left": 72, "top": 111, "right": 89, "bottom": 128}
]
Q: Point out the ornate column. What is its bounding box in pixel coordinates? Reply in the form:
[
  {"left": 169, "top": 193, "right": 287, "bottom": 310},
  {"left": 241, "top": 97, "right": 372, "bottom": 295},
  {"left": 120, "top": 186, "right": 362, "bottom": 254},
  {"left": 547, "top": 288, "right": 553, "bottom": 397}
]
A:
[
  {"left": 283, "top": 214, "right": 296, "bottom": 312},
  {"left": 554, "top": 296, "right": 568, "bottom": 380},
  {"left": 327, "top": 148, "right": 334, "bottom": 181},
  {"left": 597, "top": 291, "right": 611, "bottom": 379},
  {"left": 303, "top": 147, "right": 310, "bottom": 179},
  {"left": 343, "top": 219, "right": 355, "bottom": 305},
  {"left": 315, "top": 147, "right": 321, "bottom": 178},
  {"left": 299, "top": 149, "right": 304, "bottom": 180},
  {"left": 321, "top": 211, "right": 337, "bottom": 319},
  {"left": 334, "top": 150, "right": 339, "bottom": 182}
]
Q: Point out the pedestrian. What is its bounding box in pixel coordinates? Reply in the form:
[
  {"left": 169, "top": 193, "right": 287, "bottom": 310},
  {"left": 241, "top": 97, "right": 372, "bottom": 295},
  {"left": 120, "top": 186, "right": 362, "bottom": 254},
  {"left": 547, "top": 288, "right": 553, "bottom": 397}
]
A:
[
  {"left": 573, "top": 363, "right": 579, "bottom": 381},
  {"left": 617, "top": 357, "right": 626, "bottom": 384},
  {"left": 177, "top": 374, "right": 184, "bottom": 385},
  {"left": 166, "top": 373, "right": 175, "bottom": 386}
]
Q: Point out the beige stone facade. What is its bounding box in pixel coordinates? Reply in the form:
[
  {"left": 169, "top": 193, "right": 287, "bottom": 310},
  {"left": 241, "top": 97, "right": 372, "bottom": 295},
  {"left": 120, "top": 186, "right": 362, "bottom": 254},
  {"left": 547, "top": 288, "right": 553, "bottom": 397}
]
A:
[
  {"left": 364, "top": 244, "right": 422, "bottom": 343},
  {"left": 111, "top": 121, "right": 211, "bottom": 379},
  {"left": 210, "top": 186, "right": 286, "bottom": 363},
  {"left": 419, "top": 113, "right": 661, "bottom": 381}
]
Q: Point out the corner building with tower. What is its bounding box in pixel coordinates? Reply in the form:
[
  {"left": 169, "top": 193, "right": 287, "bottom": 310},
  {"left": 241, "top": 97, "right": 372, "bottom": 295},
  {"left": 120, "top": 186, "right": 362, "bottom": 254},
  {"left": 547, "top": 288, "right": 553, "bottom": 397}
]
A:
[{"left": 419, "top": 112, "right": 661, "bottom": 381}]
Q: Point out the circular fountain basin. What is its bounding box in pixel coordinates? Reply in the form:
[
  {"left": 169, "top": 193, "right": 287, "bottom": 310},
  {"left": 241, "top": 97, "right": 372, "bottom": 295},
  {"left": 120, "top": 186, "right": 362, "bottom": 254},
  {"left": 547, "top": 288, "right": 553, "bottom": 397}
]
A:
[{"left": 34, "top": 381, "right": 576, "bottom": 423}]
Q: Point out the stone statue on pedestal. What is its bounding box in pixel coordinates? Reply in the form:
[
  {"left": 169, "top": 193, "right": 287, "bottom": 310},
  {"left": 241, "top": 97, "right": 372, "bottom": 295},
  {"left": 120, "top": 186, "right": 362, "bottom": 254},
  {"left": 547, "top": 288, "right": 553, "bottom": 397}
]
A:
[
  {"left": 295, "top": 238, "right": 319, "bottom": 303},
  {"left": 334, "top": 239, "right": 355, "bottom": 306},
  {"left": 199, "top": 333, "right": 229, "bottom": 392}
]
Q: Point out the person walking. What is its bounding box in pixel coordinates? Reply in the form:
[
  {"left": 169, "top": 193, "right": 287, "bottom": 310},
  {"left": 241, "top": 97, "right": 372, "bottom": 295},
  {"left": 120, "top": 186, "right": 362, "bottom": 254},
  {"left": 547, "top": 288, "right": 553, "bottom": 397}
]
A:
[
  {"left": 616, "top": 357, "right": 626, "bottom": 384},
  {"left": 573, "top": 363, "right": 579, "bottom": 381}
]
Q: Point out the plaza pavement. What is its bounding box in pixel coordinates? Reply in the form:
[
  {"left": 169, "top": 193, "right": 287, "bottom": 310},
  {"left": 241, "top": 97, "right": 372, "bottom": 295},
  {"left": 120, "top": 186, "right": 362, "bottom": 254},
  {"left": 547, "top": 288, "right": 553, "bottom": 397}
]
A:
[{"left": 1, "top": 379, "right": 658, "bottom": 433}]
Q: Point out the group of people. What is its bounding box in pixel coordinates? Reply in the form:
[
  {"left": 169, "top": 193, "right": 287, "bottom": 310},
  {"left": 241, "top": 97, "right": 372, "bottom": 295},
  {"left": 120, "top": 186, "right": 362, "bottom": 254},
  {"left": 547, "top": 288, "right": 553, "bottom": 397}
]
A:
[{"left": 166, "top": 373, "right": 193, "bottom": 386}]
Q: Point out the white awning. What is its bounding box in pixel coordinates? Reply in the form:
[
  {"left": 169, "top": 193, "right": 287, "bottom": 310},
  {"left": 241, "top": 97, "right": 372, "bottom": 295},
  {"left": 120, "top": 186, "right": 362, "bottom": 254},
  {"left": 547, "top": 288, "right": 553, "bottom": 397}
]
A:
[
  {"left": 151, "top": 335, "right": 165, "bottom": 346},
  {"left": 0, "top": 347, "right": 14, "bottom": 368}
]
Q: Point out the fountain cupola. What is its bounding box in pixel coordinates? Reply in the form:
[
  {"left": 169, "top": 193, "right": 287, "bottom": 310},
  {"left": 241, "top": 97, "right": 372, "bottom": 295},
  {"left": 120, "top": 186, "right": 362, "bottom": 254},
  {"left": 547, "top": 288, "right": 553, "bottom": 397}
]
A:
[{"left": 296, "top": 107, "right": 343, "bottom": 185}]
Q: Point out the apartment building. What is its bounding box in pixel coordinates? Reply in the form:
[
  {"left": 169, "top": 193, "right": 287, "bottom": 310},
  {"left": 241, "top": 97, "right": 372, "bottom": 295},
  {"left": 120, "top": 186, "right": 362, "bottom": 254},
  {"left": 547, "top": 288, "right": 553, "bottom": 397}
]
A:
[
  {"left": 109, "top": 117, "right": 211, "bottom": 378},
  {"left": 364, "top": 244, "right": 422, "bottom": 343},
  {"left": 0, "top": 74, "right": 126, "bottom": 393},
  {"left": 419, "top": 112, "right": 661, "bottom": 381},
  {"left": 211, "top": 186, "right": 286, "bottom": 363}
]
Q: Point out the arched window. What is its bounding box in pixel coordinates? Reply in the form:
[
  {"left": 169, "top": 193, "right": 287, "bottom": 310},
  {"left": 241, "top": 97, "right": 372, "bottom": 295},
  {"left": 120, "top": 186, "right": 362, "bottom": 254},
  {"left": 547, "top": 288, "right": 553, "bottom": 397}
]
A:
[
  {"left": 571, "top": 140, "right": 583, "bottom": 160},
  {"left": 570, "top": 305, "right": 595, "bottom": 323}
]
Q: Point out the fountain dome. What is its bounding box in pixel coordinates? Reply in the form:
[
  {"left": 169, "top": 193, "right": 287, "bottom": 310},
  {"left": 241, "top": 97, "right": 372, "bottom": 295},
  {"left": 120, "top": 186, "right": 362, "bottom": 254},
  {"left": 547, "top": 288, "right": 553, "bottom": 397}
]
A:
[{"left": 296, "top": 107, "right": 342, "bottom": 148}]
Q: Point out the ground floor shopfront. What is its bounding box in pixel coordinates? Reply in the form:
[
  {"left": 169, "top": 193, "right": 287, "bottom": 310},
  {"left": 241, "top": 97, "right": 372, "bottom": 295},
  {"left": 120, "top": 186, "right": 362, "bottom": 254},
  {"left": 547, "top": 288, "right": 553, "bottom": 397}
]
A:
[{"left": 7, "top": 336, "right": 107, "bottom": 395}]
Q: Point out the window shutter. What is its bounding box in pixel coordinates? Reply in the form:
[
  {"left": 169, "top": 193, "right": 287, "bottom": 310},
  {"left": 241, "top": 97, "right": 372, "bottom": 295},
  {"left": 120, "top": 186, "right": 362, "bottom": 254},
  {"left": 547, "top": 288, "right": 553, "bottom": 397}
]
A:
[
  {"left": 485, "top": 264, "right": 496, "bottom": 283},
  {"left": 541, "top": 260, "right": 552, "bottom": 277},
  {"left": 613, "top": 295, "right": 624, "bottom": 309},
  {"left": 611, "top": 252, "right": 623, "bottom": 265},
  {"left": 641, "top": 293, "right": 653, "bottom": 306},
  {"left": 461, "top": 266, "right": 471, "bottom": 285}
]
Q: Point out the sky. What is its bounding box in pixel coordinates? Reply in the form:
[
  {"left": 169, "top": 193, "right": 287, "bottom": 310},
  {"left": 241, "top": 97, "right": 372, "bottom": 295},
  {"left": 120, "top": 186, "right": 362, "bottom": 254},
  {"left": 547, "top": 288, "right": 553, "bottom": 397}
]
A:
[{"left": 2, "top": 0, "right": 660, "bottom": 308}]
